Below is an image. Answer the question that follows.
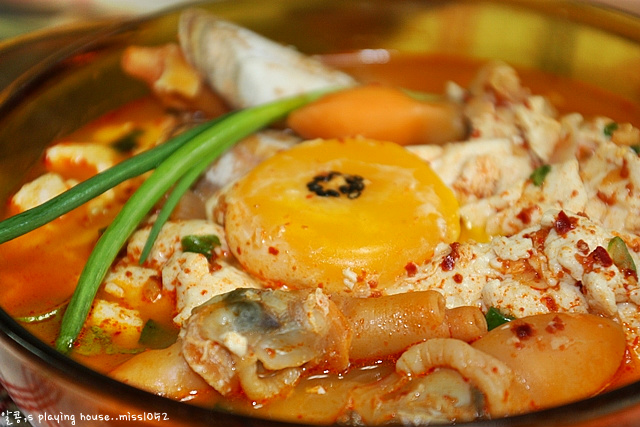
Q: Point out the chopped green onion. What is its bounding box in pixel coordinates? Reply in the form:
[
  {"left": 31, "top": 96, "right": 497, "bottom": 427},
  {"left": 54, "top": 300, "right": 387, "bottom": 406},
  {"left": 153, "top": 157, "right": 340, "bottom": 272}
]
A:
[
  {"left": 75, "top": 325, "right": 143, "bottom": 356},
  {"left": 608, "top": 236, "right": 637, "bottom": 273},
  {"left": 604, "top": 122, "right": 619, "bottom": 137},
  {"left": 401, "top": 88, "right": 442, "bottom": 103},
  {"left": 529, "top": 164, "right": 551, "bottom": 187},
  {"left": 138, "top": 319, "right": 179, "bottom": 349},
  {"left": 16, "top": 304, "right": 65, "bottom": 324},
  {"left": 181, "top": 234, "right": 221, "bottom": 258},
  {"left": 111, "top": 128, "right": 144, "bottom": 153},
  {"left": 631, "top": 145, "right": 640, "bottom": 155},
  {"left": 0, "top": 122, "right": 213, "bottom": 245},
  {"left": 486, "top": 307, "right": 514, "bottom": 330},
  {"left": 55, "top": 89, "right": 335, "bottom": 353}
]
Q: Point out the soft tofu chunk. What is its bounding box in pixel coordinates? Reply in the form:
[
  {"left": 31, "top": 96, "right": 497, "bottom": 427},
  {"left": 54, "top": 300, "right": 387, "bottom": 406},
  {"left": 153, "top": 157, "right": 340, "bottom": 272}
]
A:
[
  {"left": 387, "top": 210, "right": 640, "bottom": 350},
  {"left": 162, "top": 254, "right": 261, "bottom": 326},
  {"left": 581, "top": 141, "right": 640, "bottom": 236},
  {"left": 86, "top": 299, "right": 144, "bottom": 349},
  {"left": 409, "top": 138, "right": 533, "bottom": 204},
  {"left": 45, "top": 142, "right": 119, "bottom": 177},
  {"left": 9, "top": 173, "right": 74, "bottom": 213},
  {"left": 103, "top": 264, "right": 161, "bottom": 307},
  {"left": 460, "top": 158, "right": 588, "bottom": 237},
  {"left": 127, "top": 219, "right": 228, "bottom": 268}
]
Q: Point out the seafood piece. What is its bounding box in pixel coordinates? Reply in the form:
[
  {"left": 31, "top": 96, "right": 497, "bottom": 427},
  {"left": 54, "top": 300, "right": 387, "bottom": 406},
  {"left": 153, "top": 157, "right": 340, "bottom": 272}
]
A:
[
  {"left": 178, "top": 8, "right": 356, "bottom": 109},
  {"left": 163, "top": 256, "right": 261, "bottom": 326},
  {"left": 111, "top": 341, "right": 210, "bottom": 399},
  {"left": 331, "top": 291, "right": 487, "bottom": 361},
  {"left": 180, "top": 288, "right": 351, "bottom": 400},
  {"left": 349, "top": 312, "right": 625, "bottom": 424},
  {"left": 397, "top": 339, "right": 532, "bottom": 417},
  {"left": 347, "top": 368, "right": 482, "bottom": 424},
  {"left": 348, "top": 338, "right": 532, "bottom": 424},
  {"left": 473, "top": 312, "right": 626, "bottom": 409},
  {"left": 122, "top": 43, "right": 228, "bottom": 116},
  {"left": 180, "top": 288, "right": 486, "bottom": 401}
]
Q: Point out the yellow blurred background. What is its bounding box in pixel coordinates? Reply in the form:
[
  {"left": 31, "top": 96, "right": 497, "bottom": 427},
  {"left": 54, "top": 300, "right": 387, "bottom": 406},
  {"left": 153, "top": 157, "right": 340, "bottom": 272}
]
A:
[
  {"left": 0, "top": 0, "right": 640, "bottom": 41},
  {"left": 0, "top": 0, "right": 192, "bottom": 39}
]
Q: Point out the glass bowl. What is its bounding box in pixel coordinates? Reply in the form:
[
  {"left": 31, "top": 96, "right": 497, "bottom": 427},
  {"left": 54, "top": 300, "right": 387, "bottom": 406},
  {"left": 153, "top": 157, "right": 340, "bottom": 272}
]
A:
[{"left": 1, "top": 0, "right": 640, "bottom": 426}]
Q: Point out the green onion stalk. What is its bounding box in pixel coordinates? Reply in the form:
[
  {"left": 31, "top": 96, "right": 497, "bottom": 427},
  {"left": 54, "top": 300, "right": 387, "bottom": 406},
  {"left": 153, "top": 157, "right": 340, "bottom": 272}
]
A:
[
  {"left": 54, "top": 90, "right": 334, "bottom": 353},
  {"left": 0, "top": 88, "right": 337, "bottom": 353}
]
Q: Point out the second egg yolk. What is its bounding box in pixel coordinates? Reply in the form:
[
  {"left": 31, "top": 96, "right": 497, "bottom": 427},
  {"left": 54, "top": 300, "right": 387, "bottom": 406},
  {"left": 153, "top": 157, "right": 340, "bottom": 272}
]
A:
[{"left": 223, "top": 137, "right": 460, "bottom": 293}]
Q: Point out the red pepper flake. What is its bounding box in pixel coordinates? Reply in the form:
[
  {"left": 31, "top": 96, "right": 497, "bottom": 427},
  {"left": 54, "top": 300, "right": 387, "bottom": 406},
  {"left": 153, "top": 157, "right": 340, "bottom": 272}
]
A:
[
  {"left": 621, "top": 159, "right": 630, "bottom": 179},
  {"left": 576, "top": 246, "right": 614, "bottom": 274},
  {"left": 541, "top": 295, "right": 558, "bottom": 312},
  {"left": 554, "top": 211, "right": 577, "bottom": 235},
  {"left": 627, "top": 182, "right": 635, "bottom": 194},
  {"left": 576, "top": 239, "right": 590, "bottom": 254},
  {"left": 404, "top": 262, "right": 418, "bottom": 277},
  {"left": 268, "top": 246, "right": 279, "bottom": 256},
  {"left": 441, "top": 242, "right": 461, "bottom": 272},
  {"left": 597, "top": 190, "right": 617, "bottom": 206},
  {"left": 545, "top": 315, "right": 565, "bottom": 334},
  {"left": 453, "top": 273, "right": 463, "bottom": 284},
  {"left": 590, "top": 246, "right": 613, "bottom": 268},
  {"left": 511, "top": 322, "right": 535, "bottom": 340},
  {"left": 516, "top": 206, "right": 537, "bottom": 225},
  {"left": 524, "top": 228, "right": 549, "bottom": 252}
]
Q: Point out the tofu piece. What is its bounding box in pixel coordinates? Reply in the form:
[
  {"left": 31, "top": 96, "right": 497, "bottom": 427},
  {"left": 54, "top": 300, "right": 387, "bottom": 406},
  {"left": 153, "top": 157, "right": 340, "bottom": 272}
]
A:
[
  {"left": 9, "top": 173, "right": 74, "bottom": 213},
  {"left": 581, "top": 141, "right": 640, "bottom": 236},
  {"left": 103, "top": 264, "right": 161, "bottom": 307},
  {"left": 127, "top": 219, "right": 228, "bottom": 268},
  {"left": 408, "top": 138, "right": 533, "bottom": 204},
  {"left": 514, "top": 95, "right": 562, "bottom": 162},
  {"left": 460, "top": 158, "right": 588, "bottom": 237},
  {"left": 386, "top": 209, "right": 640, "bottom": 350},
  {"left": 86, "top": 299, "right": 144, "bottom": 349},
  {"left": 162, "top": 254, "right": 261, "bottom": 326},
  {"left": 45, "top": 142, "right": 119, "bottom": 177}
]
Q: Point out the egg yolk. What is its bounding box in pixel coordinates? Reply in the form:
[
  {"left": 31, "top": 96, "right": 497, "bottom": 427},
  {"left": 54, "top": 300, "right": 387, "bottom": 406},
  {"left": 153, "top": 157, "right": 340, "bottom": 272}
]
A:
[{"left": 223, "top": 137, "right": 460, "bottom": 293}]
